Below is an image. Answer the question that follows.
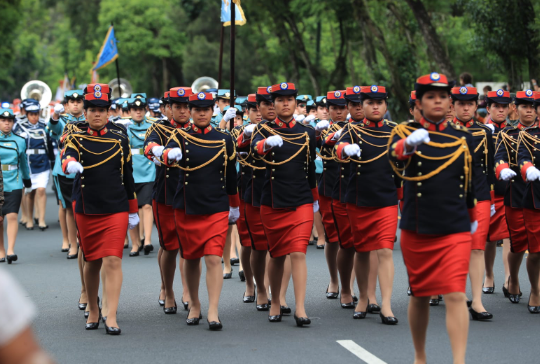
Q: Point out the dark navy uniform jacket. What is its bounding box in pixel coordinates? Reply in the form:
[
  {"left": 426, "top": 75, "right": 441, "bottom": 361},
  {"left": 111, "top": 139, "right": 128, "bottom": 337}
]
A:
[
  {"left": 143, "top": 119, "right": 185, "bottom": 206},
  {"left": 163, "top": 125, "right": 238, "bottom": 215},
  {"left": 251, "top": 118, "right": 317, "bottom": 209},
  {"left": 232, "top": 125, "right": 250, "bottom": 201},
  {"left": 517, "top": 124, "right": 540, "bottom": 210},
  {"left": 388, "top": 119, "right": 476, "bottom": 235},
  {"left": 490, "top": 121, "right": 509, "bottom": 196},
  {"left": 237, "top": 124, "right": 266, "bottom": 207},
  {"left": 317, "top": 121, "right": 343, "bottom": 198},
  {"left": 61, "top": 124, "right": 138, "bottom": 215},
  {"left": 494, "top": 122, "right": 529, "bottom": 208},
  {"left": 336, "top": 119, "right": 402, "bottom": 207},
  {"left": 14, "top": 119, "right": 54, "bottom": 174}
]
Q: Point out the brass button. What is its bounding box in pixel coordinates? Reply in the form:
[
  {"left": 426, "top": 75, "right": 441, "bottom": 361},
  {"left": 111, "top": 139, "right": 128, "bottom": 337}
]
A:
[
  {"left": 460, "top": 184, "right": 463, "bottom": 188},
  {"left": 82, "top": 185, "right": 85, "bottom": 188},
  {"left": 222, "top": 186, "right": 225, "bottom": 189},
  {"left": 186, "top": 174, "right": 189, "bottom": 177},
  {"left": 167, "top": 168, "right": 169, "bottom": 171},
  {"left": 460, "top": 176, "right": 464, "bottom": 180},
  {"left": 271, "top": 177, "right": 274, "bottom": 180},
  {"left": 341, "top": 175, "right": 344, "bottom": 178},
  {"left": 417, "top": 162, "right": 422, "bottom": 167},
  {"left": 417, "top": 182, "right": 421, "bottom": 186},
  {"left": 221, "top": 178, "right": 223, "bottom": 181},
  {"left": 459, "top": 194, "right": 463, "bottom": 198},
  {"left": 166, "top": 175, "right": 169, "bottom": 178},
  {"left": 187, "top": 158, "right": 189, "bottom": 161},
  {"left": 81, "top": 176, "right": 84, "bottom": 180},
  {"left": 357, "top": 172, "right": 361, "bottom": 175},
  {"left": 186, "top": 150, "right": 189, "bottom": 153},
  {"left": 417, "top": 193, "right": 422, "bottom": 197},
  {"left": 417, "top": 172, "right": 422, "bottom": 176},
  {"left": 341, "top": 167, "right": 344, "bottom": 170},
  {"left": 185, "top": 182, "right": 188, "bottom": 185}
]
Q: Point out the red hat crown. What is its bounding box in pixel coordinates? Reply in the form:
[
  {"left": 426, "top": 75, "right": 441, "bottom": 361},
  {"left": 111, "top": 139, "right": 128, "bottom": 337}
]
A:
[
  {"left": 271, "top": 83, "right": 296, "bottom": 93},
  {"left": 189, "top": 92, "right": 213, "bottom": 102},
  {"left": 327, "top": 90, "right": 345, "bottom": 100},
  {"left": 487, "top": 89, "right": 510, "bottom": 99},
  {"left": 416, "top": 73, "right": 449, "bottom": 86},
  {"left": 170, "top": 87, "right": 193, "bottom": 98},
  {"left": 247, "top": 94, "right": 256, "bottom": 103},
  {"left": 451, "top": 86, "right": 478, "bottom": 96}
]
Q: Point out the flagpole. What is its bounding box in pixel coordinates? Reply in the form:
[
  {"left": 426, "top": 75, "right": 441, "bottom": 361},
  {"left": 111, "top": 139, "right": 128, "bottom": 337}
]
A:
[
  {"left": 229, "top": 0, "right": 235, "bottom": 132},
  {"left": 112, "top": 22, "right": 122, "bottom": 98},
  {"left": 218, "top": 24, "right": 224, "bottom": 87}
]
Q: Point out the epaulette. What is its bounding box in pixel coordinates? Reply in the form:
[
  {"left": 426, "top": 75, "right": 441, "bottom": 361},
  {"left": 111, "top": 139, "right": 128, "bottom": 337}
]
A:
[
  {"left": 146, "top": 116, "right": 158, "bottom": 123},
  {"left": 449, "top": 122, "right": 469, "bottom": 133},
  {"left": 476, "top": 122, "right": 492, "bottom": 132},
  {"left": 215, "top": 127, "right": 231, "bottom": 135},
  {"left": 385, "top": 120, "right": 398, "bottom": 127},
  {"left": 111, "top": 129, "right": 127, "bottom": 138},
  {"left": 297, "top": 122, "right": 314, "bottom": 130},
  {"left": 110, "top": 122, "right": 127, "bottom": 133},
  {"left": 181, "top": 124, "right": 192, "bottom": 131}
]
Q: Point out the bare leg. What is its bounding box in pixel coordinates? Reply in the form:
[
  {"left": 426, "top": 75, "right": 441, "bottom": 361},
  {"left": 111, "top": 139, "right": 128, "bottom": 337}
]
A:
[
  {"left": 101, "top": 267, "right": 108, "bottom": 318},
  {"left": 84, "top": 259, "right": 102, "bottom": 324},
  {"left": 20, "top": 193, "right": 28, "bottom": 225},
  {"left": 78, "top": 244, "right": 87, "bottom": 305},
  {"left": 0, "top": 218, "right": 5, "bottom": 258},
  {"left": 128, "top": 225, "right": 142, "bottom": 254},
  {"left": 377, "top": 248, "right": 395, "bottom": 317},
  {"left": 230, "top": 225, "right": 239, "bottom": 259},
  {"left": 5, "top": 214, "right": 18, "bottom": 256},
  {"left": 241, "top": 246, "right": 255, "bottom": 295},
  {"left": 138, "top": 207, "right": 144, "bottom": 240},
  {"left": 205, "top": 255, "right": 224, "bottom": 322},
  {"left": 526, "top": 253, "right": 540, "bottom": 306},
  {"left": 235, "top": 232, "right": 243, "bottom": 271},
  {"left": 35, "top": 188, "right": 47, "bottom": 226},
  {"left": 158, "top": 248, "right": 165, "bottom": 301},
  {"left": 251, "top": 250, "right": 269, "bottom": 304},
  {"left": 444, "top": 292, "right": 469, "bottom": 364},
  {"left": 337, "top": 246, "right": 355, "bottom": 303},
  {"left": 354, "top": 252, "right": 370, "bottom": 312},
  {"left": 184, "top": 258, "right": 202, "bottom": 319},
  {"left": 103, "top": 256, "right": 123, "bottom": 328},
  {"left": 141, "top": 205, "right": 153, "bottom": 246},
  {"left": 223, "top": 226, "right": 233, "bottom": 274},
  {"left": 264, "top": 253, "right": 271, "bottom": 296},
  {"left": 325, "top": 242, "right": 340, "bottom": 293},
  {"left": 26, "top": 191, "right": 36, "bottom": 229},
  {"left": 58, "top": 206, "right": 69, "bottom": 250},
  {"left": 161, "top": 249, "right": 179, "bottom": 308},
  {"left": 268, "top": 255, "right": 286, "bottom": 316},
  {"left": 507, "top": 251, "right": 525, "bottom": 294},
  {"left": 290, "top": 252, "right": 308, "bottom": 317},
  {"left": 502, "top": 238, "right": 511, "bottom": 284},
  {"left": 179, "top": 257, "right": 190, "bottom": 302},
  {"left": 483, "top": 241, "right": 496, "bottom": 288},
  {"left": 469, "top": 249, "right": 487, "bottom": 312},
  {"left": 66, "top": 208, "right": 78, "bottom": 256},
  {"left": 350, "top": 261, "right": 357, "bottom": 296},
  {"left": 279, "top": 255, "right": 292, "bottom": 307},
  {"left": 408, "top": 296, "right": 430, "bottom": 364},
  {"left": 367, "top": 250, "right": 379, "bottom": 305}
]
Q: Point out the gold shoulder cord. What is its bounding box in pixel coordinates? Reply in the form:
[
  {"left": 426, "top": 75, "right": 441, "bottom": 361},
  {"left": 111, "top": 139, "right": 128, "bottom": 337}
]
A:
[
  {"left": 471, "top": 129, "right": 489, "bottom": 172},
  {"left": 498, "top": 130, "right": 519, "bottom": 167},
  {"left": 317, "top": 123, "right": 342, "bottom": 161},
  {"left": 64, "top": 134, "right": 124, "bottom": 175},
  {"left": 388, "top": 124, "right": 472, "bottom": 192},
  {"left": 232, "top": 125, "right": 264, "bottom": 170},
  {"left": 146, "top": 122, "right": 174, "bottom": 145},
  {"left": 345, "top": 124, "right": 392, "bottom": 164},
  {"left": 517, "top": 130, "right": 539, "bottom": 163},
  {"left": 252, "top": 123, "right": 310, "bottom": 166}
]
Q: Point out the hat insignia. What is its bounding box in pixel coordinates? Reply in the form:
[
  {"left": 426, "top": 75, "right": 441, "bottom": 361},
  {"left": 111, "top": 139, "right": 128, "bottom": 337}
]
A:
[
  {"left": 430, "top": 72, "right": 440, "bottom": 81},
  {"left": 322, "top": 98, "right": 326, "bottom": 104},
  {"left": 353, "top": 86, "right": 360, "bottom": 94},
  {"left": 371, "top": 85, "right": 378, "bottom": 93},
  {"left": 3, "top": 111, "right": 9, "bottom": 117},
  {"left": 303, "top": 95, "right": 308, "bottom": 100},
  {"left": 225, "top": 92, "right": 230, "bottom": 98},
  {"left": 526, "top": 89, "right": 533, "bottom": 97},
  {"left": 135, "top": 100, "right": 141, "bottom": 106},
  {"left": 94, "top": 91, "right": 102, "bottom": 98},
  {"left": 266, "top": 86, "right": 272, "bottom": 93},
  {"left": 73, "top": 93, "right": 79, "bottom": 98},
  {"left": 496, "top": 89, "right": 504, "bottom": 97},
  {"left": 197, "top": 92, "right": 206, "bottom": 100},
  {"left": 177, "top": 89, "right": 185, "bottom": 96},
  {"left": 459, "top": 87, "right": 468, "bottom": 95},
  {"left": 94, "top": 84, "right": 102, "bottom": 92},
  {"left": 334, "top": 91, "right": 341, "bottom": 98},
  {"left": 280, "top": 83, "right": 288, "bottom": 90}
]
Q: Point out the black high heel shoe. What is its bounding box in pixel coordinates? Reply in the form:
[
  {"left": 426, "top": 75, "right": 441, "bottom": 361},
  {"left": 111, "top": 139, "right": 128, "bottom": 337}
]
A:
[
  {"left": 223, "top": 268, "right": 233, "bottom": 279},
  {"left": 239, "top": 270, "right": 245, "bottom": 281},
  {"left": 39, "top": 225, "right": 49, "bottom": 231},
  {"left": 25, "top": 225, "right": 34, "bottom": 231},
  {"left": 256, "top": 302, "right": 270, "bottom": 311},
  {"left": 482, "top": 283, "right": 495, "bottom": 294},
  {"left": 61, "top": 247, "right": 69, "bottom": 253},
  {"left": 407, "top": 287, "right": 412, "bottom": 296},
  {"left": 467, "top": 300, "right": 472, "bottom": 308},
  {"left": 294, "top": 312, "right": 311, "bottom": 327},
  {"left": 507, "top": 276, "right": 521, "bottom": 304},
  {"left": 316, "top": 244, "right": 324, "bottom": 249},
  {"left": 339, "top": 294, "right": 355, "bottom": 309},
  {"left": 243, "top": 291, "right": 255, "bottom": 303},
  {"left": 429, "top": 297, "right": 440, "bottom": 306},
  {"left": 67, "top": 251, "right": 78, "bottom": 259},
  {"left": 207, "top": 318, "right": 223, "bottom": 331},
  {"left": 353, "top": 300, "right": 369, "bottom": 319},
  {"left": 528, "top": 295, "right": 540, "bottom": 314},
  {"left": 230, "top": 257, "right": 239, "bottom": 266},
  {"left": 78, "top": 298, "right": 88, "bottom": 310},
  {"left": 129, "top": 250, "right": 140, "bottom": 257},
  {"left": 367, "top": 304, "right": 381, "bottom": 314},
  {"left": 6, "top": 255, "right": 18, "bottom": 264},
  {"left": 158, "top": 291, "right": 165, "bottom": 306},
  {"left": 379, "top": 312, "right": 398, "bottom": 325},
  {"left": 84, "top": 296, "right": 100, "bottom": 319},
  {"left": 85, "top": 310, "right": 102, "bottom": 330},
  {"left": 143, "top": 244, "right": 154, "bottom": 256},
  {"left": 105, "top": 323, "right": 121, "bottom": 335},
  {"left": 326, "top": 285, "right": 339, "bottom": 299},
  {"left": 280, "top": 305, "right": 291, "bottom": 315},
  {"left": 469, "top": 307, "right": 493, "bottom": 320},
  {"left": 186, "top": 309, "right": 202, "bottom": 325},
  {"left": 268, "top": 308, "right": 282, "bottom": 322},
  {"left": 181, "top": 297, "right": 189, "bottom": 310},
  {"left": 352, "top": 295, "right": 358, "bottom": 303},
  {"left": 0, "top": 257, "right": 5, "bottom": 263},
  {"left": 163, "top": 300, "right": 177, "bottom": 314}
]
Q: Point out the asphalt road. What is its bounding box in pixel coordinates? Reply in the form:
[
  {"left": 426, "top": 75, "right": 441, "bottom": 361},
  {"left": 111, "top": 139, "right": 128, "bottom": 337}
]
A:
[{"left": 4, "top": 189, "right": 539, "bottom": 364}]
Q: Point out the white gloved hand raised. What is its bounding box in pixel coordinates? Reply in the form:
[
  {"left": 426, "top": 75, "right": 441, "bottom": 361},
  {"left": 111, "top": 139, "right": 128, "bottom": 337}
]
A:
[
  {"left": 229, "top": 206, "right": 240, "bottom": 224},
  {"left": 343, "top": 144, "right": 361, "bottom": 158},
  {"left": 490, "top": 204, "right": 496, "bottom": 217},
  {"left": 264, "top": 135, "right": 283, "bottom": 151},
  {"left": 213, "top": 104, "right": 221, "bottom": 115},
  {"left": 406, "top": 129, "right": 430, "bottom": 147},
  {"left": 332, "top": 128, "right": 343, "bottom": 141},
  {"left": 128, "top": 213, "right": 140, "bottom": 230},
  {"left": 223, "top": 107, "right": 237, "bottom": 122},
  {"left": 526, "top": 166, "right": 540, "bottom": 182},
  {"left": 167, "top": 148, "right": 183, "bottom": 162},
  {"left": 152, "top": 145, "right": 164, "bottom": 157},
  {"left": 244, "top": 124, "right": 256, "bottom": 137},
  {"left": 313, "top": 200, "right": 319, "bottom": 213},
  {"left": 471, "top": 220, "right": 478, "bottom": 234},
  {"left": 499, "top": 168, "right": 516, "bottom": 181},
  {"left": 54, "top": 103, "right": 64, "bottom": 115},
  {"left": 295, "top": 114, "right": 306, "bottom": 123},
  {"left": 305, "top": 115, "right": 316, "bottom": 123},
  {"left": 315, "top": 120, "right": 330, "bottom": 132},
  {"left": 66, "top": 161, "right": 83, "bottom": 174}
]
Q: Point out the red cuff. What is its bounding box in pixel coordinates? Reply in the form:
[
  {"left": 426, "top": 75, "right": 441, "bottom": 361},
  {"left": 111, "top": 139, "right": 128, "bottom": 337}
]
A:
[
  {"left": 256, "top": 139, "right": 269, "bottom": 155},
  {"left": 521, "top": 162, "right": 533, "bottom": 181},
  {"left": 324, "top": 133, "right": 337, "bottom": 146},
  {"left": 393, "top": 139, "right": 412, "bottom": 161},
  {"left": 311, "top": 187, "right": 319, "bottom": 202},
  {"left": 495, "top": 162, "right": 510, "bottom": 180},
  {"left": 237, "top": 133, "right": 250, "bottom": 148},
  {"left": 397, "top": 187, "right": 403, "bottom": 201},
  {"left": 336, "top": 142, "right": 349, "bottom": 160},
  {"left": 162, "top": 148, "right": 174, "bottom": 167},
  {"left": 128, "top": 199, "right": 138, "bottom": 213},
  {"left": 144, "top": 142, "right": 159, "bottom": 158},
  {"left": 490, "top": 190, "right": 495, "bottom": 204},
  {"left": 229, "top": 193, "right": 240, "bottom": 208},
  {"left": 61, "top": 156, "right": 77, "bottom": 174},
  {"left": 468, "top": 207, "right": 477, "bottom": 223}
]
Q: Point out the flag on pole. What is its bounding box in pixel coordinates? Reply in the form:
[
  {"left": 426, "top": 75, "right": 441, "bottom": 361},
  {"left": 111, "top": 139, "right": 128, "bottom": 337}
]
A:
[
  {"left": 91, "top": 26, "right": 119, "bottom": 72},
  {"left": 221, "top": 0, "right": 246, "bottom": 26}
]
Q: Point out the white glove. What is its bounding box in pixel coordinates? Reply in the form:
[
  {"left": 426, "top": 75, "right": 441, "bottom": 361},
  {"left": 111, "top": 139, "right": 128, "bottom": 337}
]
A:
[
  {"left": 346, "top": 113, "right": 351, "bottom": 120},
  {"left": 490, "top": 204, "right": 496, "bottom": 217},
  {"left": 152, "top": 145, "right": 164, "bottom": 157},
  {"left": 167, "top": 147, "right": 183, "bottom": 162},
  {"left": 223, "top": 107, "right": 237, "bottom": 122},
  {"left": 332, "top": 129, "right": 343, "bottom": 141},
  {"left": 305, "top": 115, "right": 316, "bottom": 123},
  {"left": 152, "top": 156, "right": 161, "bottom": 166},
  {"left": 229, "top": 206, "right": 240, "bottom": 223},
  {"left": 406, "top": 129, "right": 430, "bottom": 147},
  {"left": 485, "top": 124, "right": 495, "bottom": 133},
  {"left": 66, "top": 161, "right": 83, "bottom": 174},
  {"left": 264, "top": 135, "right": 283, "bottom": 151},
  {"left": 244, "top": 124, "right": 256, "bottom": 137},
  {"left": 526, "top": 166, "right": 540, "bottom": 182},
  {"left": 295, "top": 114, "right": 306, "bottom": 123},
  {"left": 313, "top": 200, "right": 319, "bottom": 213},
  {"left": 315, "top": 120, "right": 330, "bottom": 132},
  {"left": 128, "top": 213, "right": 140, "bottom": 230},
  {"left": 213, "top": 104, "right": 220, "bottom": 115},
  {"left": 343, "top": 144, "right": 361, "bottom": 158},
  {"left": 499, "top": 168, "right": 516, "bottom": 181},
  {"left": 470, "top": 220, "right": 478, "bottom": 234},
  {"left": 54, "top": 103, "right": 64, "bottom": 115}
]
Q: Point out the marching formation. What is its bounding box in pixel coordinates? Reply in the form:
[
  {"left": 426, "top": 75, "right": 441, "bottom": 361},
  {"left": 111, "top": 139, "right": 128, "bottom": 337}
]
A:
[{"left": 1, "top": 71, "right": 540, "bottom": 363}]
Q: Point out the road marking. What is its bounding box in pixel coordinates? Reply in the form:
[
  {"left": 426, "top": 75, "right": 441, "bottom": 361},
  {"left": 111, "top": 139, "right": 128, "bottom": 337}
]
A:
[{"left": 337, "top": 340, "right": 387, "bottom": 364}]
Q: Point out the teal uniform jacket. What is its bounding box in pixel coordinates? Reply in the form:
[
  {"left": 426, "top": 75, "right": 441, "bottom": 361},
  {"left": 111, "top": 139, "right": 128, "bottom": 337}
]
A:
[
  {"left": 128, "top": 118, "right": 156, "bottom": 183},
  {"left": 48, "top": 113, "right": 85, "bottom": 178},
  {"left": 211, "top": 112, "right": 223, "bottom": 128},
  {"left": 310, "top": 118, "right": 323, "bottom": 174},
  {"left": 0, "top": 132, "right": 31, "bottom": 192}
]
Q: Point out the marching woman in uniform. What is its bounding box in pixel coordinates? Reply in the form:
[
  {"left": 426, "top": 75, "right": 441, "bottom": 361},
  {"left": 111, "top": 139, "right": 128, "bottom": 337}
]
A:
[
  {"left": 144, "top": 86, "right": 193, "bottom": 312},
  {"left": 163, "top": 91, "right": 239, "bottom": 330},
  {"left": 495, "top": 91, "right": 535, "bottom": 304},
  {"left": 334, "top": 86, "right": 400, "bottom": 323},
  {"left": 0, "top": 109, "right": 31, "bottom": 264},
  {"left": 451, "top": 86, "right": 495, "bottom": 320},
  {"left": 61, "top": 84, "right": 139, "bottom": 335},
  {"left": 388, "top": 73, "right": 477, "bottom": 363},
  {"left": 516, "top": 92, "right": 540, "bottom": 313},
  {"left": 127, "top": 97, "right": 156, "bottom": 256},
  {"left": 251, "top": 83, "right": 318, "bottom": 326}
]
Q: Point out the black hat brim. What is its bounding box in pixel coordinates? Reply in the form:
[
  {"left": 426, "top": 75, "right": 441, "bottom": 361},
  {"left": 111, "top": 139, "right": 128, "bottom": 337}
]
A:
[
  {"left": 169, "top": 96, "right": 190, "bottom": 104},
  {"left": 451, "top": 94, "right": 478, "bottom": 102},
  {"left": 256, "top": 94, "right": 272, "bottom": 103},
  {"left": 345, "top": 95, "right": 362, "bottom": 103},
  {"left": 84, "top": 99, "right": 110, "bottom": 108},
  {"left": 189, "top": 100, "right": 215, "bottom": 108},
  {"left": 271, "top": 90, "right": 298, "bottom": 99},
  {"left": 515, "top": 98, "right": 535, "bottom": 106},
  {"left": 360, "top": 92, "right": 388, "bottom": 101},
  {"left": 327, "top": 99, "right": 347, "bottom": 106},
  {"left": 414, "top": 83, "right": 454, "bottom": 99},
  {"left": 486, "top": 97, "right": 511, "bottom": 105}
]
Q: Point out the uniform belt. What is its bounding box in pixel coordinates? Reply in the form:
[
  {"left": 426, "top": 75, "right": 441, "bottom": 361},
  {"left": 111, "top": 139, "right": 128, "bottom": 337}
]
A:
[
  {"left": 1, "top": 165, "right": 18, "bottom": 171},
  {"left": 27, "top": 149, "right": 46, "bottom": 155},
  {"left": 131, "top": 148, "right": 144, "bottom": 155}
]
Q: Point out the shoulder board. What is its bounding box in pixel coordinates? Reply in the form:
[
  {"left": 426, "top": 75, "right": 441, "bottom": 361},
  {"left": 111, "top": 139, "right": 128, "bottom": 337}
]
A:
[
  {"left": 297, "top": 122, "right": 314, "bottom": 130},
  {"left": 449, "top": 122, "right": 469, "bottom": 133},
  {"left": 181, "top": 124, "right": 192, "bottom": 131},
  {"left": 111, "top": 122, "right": 127, "bottom": 133},
  {"left": 146, "top": 116, "right": 158, "bottom": 123},
  {"left": 215, "top": 127, "right": 231, "bottom": 135},
  {"left": 385, "top": 120, "right": 397, "bottom": 127},
  {"left": 110, "top": 129, "right": 127, "bottom": 138}
]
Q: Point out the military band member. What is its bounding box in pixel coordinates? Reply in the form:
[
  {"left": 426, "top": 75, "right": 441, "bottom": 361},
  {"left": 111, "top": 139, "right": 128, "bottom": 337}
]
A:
[
  {"left": 148, "top": 97, "right": 162, "bottom": 119},
  {"left": 251, "top": 82, "right": 317, "bottom": 326},
  {"left": 388, "top": 73, "right": 477, "bottom": 363},
  {"left": 0, "top": 108, "right": 31, "bottom": 264},
  {"left": 61, "top": 83, "right": 139, "bottom": 335},
  {"left": 312, "top": 95, "right": 329, "bottom": 249},
  {"left": 213, "top": 89, "right": 237, "bottom": 129}
]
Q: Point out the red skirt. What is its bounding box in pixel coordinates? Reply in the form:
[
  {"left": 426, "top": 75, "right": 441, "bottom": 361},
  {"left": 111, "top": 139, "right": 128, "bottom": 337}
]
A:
[
  {"left": 401, "top": 229, "right": 471, "bottom": 297},
  {"left": 522, "top": 209, "right": 540, "bottom": 254},
  {"left": 174, "top": 209, "right": 229, "bottom": 259},
  {"left": 244, "top": 203, "right": 268, "bottom": 251},
  {"left": 236, "top": 200, "right": 252, "bottom": 248},
  {"left": 488, "top": 196, "right": 509, "bottom": 241},
  {"left": 471, "top": 200, "right": 490, "bottom": 250},
  {"left": 74, "top": 202, "right": 128, "bottom": 262},
  {"left": 152, "top": 200, "right": 179, "bottom": 251},
  {"left": 260, "top": 203, "right": 313, "bottom": 258},
  {"left": 331, "top": 200, "right": 353, "bottom": 249},
  {"left": 347, "top": 204, "right": 398, "bottom": 253},
  {"left": 319, "top": 195, "right": 339, "bottom": 243},
  {"left": 505, "top": 206, "right": 528, "bottom": 253}
]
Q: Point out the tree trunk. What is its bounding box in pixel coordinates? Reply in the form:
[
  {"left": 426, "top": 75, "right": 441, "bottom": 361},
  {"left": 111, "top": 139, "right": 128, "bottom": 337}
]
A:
[
  {"left": 522, "top": 0, "right": 540, "bottom": 84},
  {"left": 404, "top": 0, "right": 456, "bottom": 80}
]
